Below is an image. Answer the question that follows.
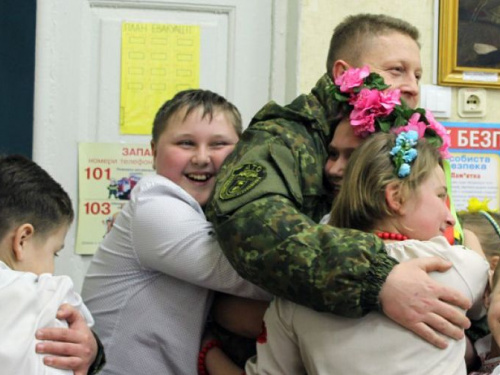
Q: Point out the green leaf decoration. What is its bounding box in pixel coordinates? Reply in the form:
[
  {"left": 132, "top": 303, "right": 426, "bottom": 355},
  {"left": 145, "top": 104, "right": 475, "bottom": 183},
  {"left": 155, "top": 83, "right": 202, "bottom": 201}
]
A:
[{"left": 378, "top": 120, "right": 391, "bottom": 132}]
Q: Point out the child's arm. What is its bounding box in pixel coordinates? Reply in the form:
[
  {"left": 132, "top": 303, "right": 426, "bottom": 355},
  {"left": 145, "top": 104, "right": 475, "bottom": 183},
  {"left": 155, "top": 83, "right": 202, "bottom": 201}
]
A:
[
  {"left": 212, "top": 294, "right": 269, "bottom": 338},
  {"left": 199, "top": 331, "right": 243, "bottom": 375},
  {"left": 205, "top": 346, "right": 243, "bottom": 375},
  {"left": 132, "top": 184, "right": 271, "bottom": 301}
]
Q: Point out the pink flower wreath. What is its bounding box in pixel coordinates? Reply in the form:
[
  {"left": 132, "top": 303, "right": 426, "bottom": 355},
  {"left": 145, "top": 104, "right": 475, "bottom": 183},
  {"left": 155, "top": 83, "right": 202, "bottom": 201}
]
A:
[{"left": 332, "top": 66, "right": 451, "bottom": 158}]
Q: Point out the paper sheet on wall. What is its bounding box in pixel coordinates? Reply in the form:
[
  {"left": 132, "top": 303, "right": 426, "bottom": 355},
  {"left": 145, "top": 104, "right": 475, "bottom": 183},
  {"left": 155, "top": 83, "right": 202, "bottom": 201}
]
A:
[
  {"left": 445, "top": 122, "right": 500, "bottom": 211},
  {"left": 76, "top": 142, "right": 155, "bottom": 254},
  {"left": 120, "top": 22, "right": 200, "bottom": 135}
]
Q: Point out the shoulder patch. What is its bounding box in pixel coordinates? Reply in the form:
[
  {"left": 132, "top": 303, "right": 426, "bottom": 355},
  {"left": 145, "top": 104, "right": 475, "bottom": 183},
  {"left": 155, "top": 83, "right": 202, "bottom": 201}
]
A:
[{"left": 219, "top": 163, "right": 266, "bottom": 200}]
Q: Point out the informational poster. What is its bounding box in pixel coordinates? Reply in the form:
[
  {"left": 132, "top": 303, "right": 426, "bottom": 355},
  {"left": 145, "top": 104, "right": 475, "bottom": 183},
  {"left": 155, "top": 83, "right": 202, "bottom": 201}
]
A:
[
  {"left": 445, "top": 122, "right": 500, "bottom": 211},
  {"left": 120, "top": 22, "right": 200, "bottom": 135},
  {"left": 76, "top": 143, "right": 155, "bottom": 254}
]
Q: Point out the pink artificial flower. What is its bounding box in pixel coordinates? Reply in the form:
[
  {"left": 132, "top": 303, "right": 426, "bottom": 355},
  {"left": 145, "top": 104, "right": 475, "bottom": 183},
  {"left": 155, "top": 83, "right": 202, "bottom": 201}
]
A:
[
  {"left": 392, "top": 112, "right": 427, "bottom": 137},
  {"left": 350, "top": 112, "right": 376, "bottom": 138},
  {"left": 350, "top": 88, "right": 381, "bottom": 110},
  {"left": 349, "top": 88, "right": 381, "bottom": 137},
  {"left": 334, "top": 66, "right": 370, "bottom": 93},
  {"left": 425, "top": 110, "right": 451, "bottom": 158},
  {"left": 349, "top": 88, "right": 400, "bottom": 137},
  {"left": 378, "top": 89, "right": 401, "bottom": 115}
]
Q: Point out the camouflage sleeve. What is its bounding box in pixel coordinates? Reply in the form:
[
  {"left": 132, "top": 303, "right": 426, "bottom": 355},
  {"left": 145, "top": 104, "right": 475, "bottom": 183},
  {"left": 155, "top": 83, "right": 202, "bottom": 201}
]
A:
[
  {"left": 208, "top": 194, "right": 397, "bottom": 317},
  {"left": 209, "top": 196, "right": 396, "bottom": 317},
  {"left": 206, "top": 119, "right": 398, "bottom": 317}
]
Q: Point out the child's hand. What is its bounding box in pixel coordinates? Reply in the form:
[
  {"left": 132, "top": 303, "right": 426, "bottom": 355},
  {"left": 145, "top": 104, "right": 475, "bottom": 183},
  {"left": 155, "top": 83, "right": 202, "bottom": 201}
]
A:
[{"left": 35, "top": 304, "right": 98, "bottom": 375}]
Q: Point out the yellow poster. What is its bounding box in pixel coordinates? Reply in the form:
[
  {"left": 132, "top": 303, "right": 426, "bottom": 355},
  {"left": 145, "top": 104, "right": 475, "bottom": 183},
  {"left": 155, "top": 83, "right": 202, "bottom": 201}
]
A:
[
  {"left": 76, "top": 142, "right": 155, "bottom": 254},
  {"left": 120, "top": 22, "right": 200, "bottom": 135}
]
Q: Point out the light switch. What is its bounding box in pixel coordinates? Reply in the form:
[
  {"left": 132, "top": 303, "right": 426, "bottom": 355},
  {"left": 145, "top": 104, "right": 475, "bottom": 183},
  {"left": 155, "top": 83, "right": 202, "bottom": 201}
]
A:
[{"left": 420, "top": 84, "right": 451, "bottom": 118}]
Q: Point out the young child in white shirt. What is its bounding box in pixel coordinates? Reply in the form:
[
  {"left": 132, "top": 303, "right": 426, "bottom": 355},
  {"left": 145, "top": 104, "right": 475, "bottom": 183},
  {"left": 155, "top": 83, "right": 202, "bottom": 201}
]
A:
[
  {"left": 81, "top": 89, "right": 270, "bottom": 375},
  {"left": 0, "top": 154, "right": 94, "bottom": 375}
]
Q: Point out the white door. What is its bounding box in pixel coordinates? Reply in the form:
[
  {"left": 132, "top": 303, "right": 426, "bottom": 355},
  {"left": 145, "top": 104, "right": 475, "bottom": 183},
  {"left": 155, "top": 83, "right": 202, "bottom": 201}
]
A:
[{"left": 33, "top": 0, "right": 297, "bottom": 291}]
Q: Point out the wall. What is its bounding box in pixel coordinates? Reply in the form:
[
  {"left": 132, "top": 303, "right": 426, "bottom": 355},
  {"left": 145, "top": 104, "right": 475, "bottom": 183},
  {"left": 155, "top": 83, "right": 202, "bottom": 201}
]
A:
[
  {"left": 33, "top": 0, "right": 299, "bottom": 292},
  {"left": 299, "top": 0, "right": 500, "bottom": 123}
]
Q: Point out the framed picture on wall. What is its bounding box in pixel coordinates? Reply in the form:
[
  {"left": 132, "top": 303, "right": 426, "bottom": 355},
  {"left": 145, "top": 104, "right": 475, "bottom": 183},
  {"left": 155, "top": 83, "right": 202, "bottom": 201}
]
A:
[{"left": 438, "top": 0, "right": 500, "bottom": 88}]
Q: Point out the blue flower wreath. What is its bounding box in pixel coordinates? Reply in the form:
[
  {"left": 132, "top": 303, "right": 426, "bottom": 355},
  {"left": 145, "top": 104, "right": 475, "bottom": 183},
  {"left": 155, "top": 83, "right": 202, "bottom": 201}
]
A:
[{"left": 389, "top": 130, "right": 419, "bottom": 178}]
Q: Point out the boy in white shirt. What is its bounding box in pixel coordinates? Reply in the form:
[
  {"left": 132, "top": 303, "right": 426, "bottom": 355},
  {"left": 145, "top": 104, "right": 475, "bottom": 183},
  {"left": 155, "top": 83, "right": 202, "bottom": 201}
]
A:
[
  {"left": 82, "top": 89, "right": 270, "bottom": 375},
  {"left": 0, "top": 154, "right": 94, "bottom": 374}
]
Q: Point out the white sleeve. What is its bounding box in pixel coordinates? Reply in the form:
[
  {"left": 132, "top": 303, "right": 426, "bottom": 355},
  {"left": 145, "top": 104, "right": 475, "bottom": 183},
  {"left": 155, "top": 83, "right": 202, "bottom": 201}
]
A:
[
  {"left": 131, "top": 179, "right": 271, "bottom": 300},
  {"left": 37, "top": 274, "right": 94, "bottom": 328},
  {"left": 423, "top": 237, "right": 488, "bottom": 319},
  {"left": 390, "top": 237, "right": 489, "bottom": 319},
  {"left": 445, "top": 243, "right": 489, "bottom": 319}
]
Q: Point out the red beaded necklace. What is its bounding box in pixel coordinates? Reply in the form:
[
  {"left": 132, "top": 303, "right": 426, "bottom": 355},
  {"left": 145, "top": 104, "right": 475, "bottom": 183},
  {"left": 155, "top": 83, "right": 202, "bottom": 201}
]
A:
[{"left": 376, "top": 232, "right": 409, "bottom": 241}]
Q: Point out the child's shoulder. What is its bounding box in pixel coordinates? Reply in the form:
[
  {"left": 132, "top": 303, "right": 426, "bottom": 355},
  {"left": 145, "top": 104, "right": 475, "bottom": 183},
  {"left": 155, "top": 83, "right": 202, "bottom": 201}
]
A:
[
  {"left": 132, "top": 174, "right": 200, "bottom": 206},
  {"left": 386, "top": 236, "right": 489, "bottom": 265}
]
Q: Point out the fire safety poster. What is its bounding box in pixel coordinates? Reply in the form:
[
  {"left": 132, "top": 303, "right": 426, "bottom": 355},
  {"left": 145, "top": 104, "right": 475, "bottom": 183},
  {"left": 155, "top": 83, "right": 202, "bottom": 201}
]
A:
[
  {"left": 444, "top": 122, "right": 500, "bottom": 211},
  {"left": 76, "top": 142, "right": 155, "bottom": 254}
]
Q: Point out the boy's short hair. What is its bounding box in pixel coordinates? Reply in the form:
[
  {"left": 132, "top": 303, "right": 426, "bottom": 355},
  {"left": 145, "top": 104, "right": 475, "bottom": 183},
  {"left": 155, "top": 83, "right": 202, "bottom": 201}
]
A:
[
  {"left": 326, "top": 13, "right": 420, "bottom": 74},
  {"left": 329, "top": 132, "right": 441, "bottom": 232},
  {"left": 0, "top": 155, "right": 73, "bottom": 240},
  {"left": 152, "top": 89, "right": 243, "bottom": 144}
]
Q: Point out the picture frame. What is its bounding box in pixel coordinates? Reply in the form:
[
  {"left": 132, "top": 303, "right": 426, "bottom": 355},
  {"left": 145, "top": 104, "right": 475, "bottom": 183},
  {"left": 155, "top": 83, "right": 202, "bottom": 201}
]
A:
[{"left": 438, "top": 0, "right": 500, "bottom": 88}]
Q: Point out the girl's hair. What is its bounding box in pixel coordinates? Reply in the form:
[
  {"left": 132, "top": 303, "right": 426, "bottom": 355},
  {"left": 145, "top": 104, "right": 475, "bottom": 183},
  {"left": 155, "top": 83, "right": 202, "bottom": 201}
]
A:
[
  {"left": 0, "top": 155, "right": 74, "bottom": 239},
  {"left": 329, "top": 132, "right": 442, "bottom": 231},
  {"left": 458, "top": 211, "right": 500, "bottom": 260},
  {"left": 152, "top": 89, "right": 243, "bottom": 144}
]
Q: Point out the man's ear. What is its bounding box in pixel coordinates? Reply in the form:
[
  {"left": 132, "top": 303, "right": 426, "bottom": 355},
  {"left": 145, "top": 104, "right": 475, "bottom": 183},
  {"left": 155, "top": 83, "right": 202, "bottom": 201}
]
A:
[
  {"left": 385, "top": 182, "right": 404, "bottom": 213},
  {"left": 12, "top": 224, "right": 34, "bottom": 261},
  {"left": 332, "top": 60, "right": 351, "bottom": 80}
]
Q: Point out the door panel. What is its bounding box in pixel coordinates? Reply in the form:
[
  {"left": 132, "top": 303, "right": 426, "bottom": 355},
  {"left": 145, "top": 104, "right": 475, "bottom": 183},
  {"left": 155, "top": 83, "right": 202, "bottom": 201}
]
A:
[{"left": 34, "top": 0, "right": 276, "bottom": 291}]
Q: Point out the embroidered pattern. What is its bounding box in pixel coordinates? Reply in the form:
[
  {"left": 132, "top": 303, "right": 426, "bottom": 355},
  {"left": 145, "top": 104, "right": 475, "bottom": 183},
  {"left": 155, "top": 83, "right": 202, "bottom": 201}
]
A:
[{"left": 219, "top": 163, "right": 266, "bottom": 200}]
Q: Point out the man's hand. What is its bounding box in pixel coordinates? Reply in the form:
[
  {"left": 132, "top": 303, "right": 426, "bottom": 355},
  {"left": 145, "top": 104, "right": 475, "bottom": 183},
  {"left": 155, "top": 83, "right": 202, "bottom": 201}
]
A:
[
  {"left": 379, "top": 257, "right": 471, "bottom": 349},
  {"left": 35, "top": 304, "right": 97, "bottom": 375}
]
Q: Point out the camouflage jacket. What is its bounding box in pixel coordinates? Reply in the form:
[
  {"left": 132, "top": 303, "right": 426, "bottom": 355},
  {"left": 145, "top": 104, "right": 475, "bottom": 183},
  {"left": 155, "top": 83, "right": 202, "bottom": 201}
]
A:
[{"left": 206, "top": 73, "right": 398, "bottom": 317}]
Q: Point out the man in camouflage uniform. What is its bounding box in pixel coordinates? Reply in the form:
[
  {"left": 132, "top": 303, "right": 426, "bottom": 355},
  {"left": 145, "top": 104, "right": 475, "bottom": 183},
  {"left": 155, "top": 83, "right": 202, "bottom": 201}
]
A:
[{"left": 206, "top": 13, "right": 471, "bottom": 349}]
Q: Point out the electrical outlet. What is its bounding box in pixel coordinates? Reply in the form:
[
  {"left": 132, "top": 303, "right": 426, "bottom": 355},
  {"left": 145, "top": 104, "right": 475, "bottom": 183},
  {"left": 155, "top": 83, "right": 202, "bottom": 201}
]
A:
[{"left": 458, "top": 88, "right": 486, "bottom": 118}]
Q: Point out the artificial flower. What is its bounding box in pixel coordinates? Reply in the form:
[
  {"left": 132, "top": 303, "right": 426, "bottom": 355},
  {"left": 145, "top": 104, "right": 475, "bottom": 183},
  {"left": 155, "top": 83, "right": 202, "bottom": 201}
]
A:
[
  {"left": 330, "top": 66, "right": 451, "bottom": 165},
  {"left": 389, "top": 131, "right": 419, "bottom": 178},
  {"left": 398, "top": 163, "right": 411, "bottom": 178},
  {"left": 334, "top": 66, "right": 370, "bottom": 93},
  {"left": 392, "top": 112, "right": 427, "bottom": 138},
  {"left": 467, "top": 197, "right": 493, "bottom": 213},
  {"left": 378, "top": 89, "right": 401, "bottom": 114},
  {"left": 425, "top": 110, "right": 451, "bottom": 159}
]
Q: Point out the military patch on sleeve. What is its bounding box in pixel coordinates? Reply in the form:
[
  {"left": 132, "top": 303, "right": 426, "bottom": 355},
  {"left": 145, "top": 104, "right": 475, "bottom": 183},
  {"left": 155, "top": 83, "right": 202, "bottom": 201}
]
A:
[{"left": 219, "top": 163, "right": 266, "bottom": 200}]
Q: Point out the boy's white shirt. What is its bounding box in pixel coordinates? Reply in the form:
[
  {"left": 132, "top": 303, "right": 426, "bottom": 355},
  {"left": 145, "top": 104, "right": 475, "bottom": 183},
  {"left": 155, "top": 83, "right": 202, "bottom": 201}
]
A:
[
  {"left": 0, "top": 261, "right": 93, "bottom": 375},
  {"left": 82, "top": 174, "right": 270, "bottom": 375}
]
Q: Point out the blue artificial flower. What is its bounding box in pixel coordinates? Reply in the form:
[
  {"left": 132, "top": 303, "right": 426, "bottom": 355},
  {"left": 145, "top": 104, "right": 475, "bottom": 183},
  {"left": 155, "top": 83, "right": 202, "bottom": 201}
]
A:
[
  {"left": 395, "top": 134, "right": 405, "bottom": 146},
  {"left": 405, "top": 130, "right": 419, "bottom": 145},
  {"left": 390, "top": 130, "right": 420, "bottom": 178},
  {"left": 403, "top": 148, "right": 418, "bottom": 162},
  {"left": 390, "top": 145, "right": 401, "bottom": 156},
  {"left": 398, "top": 163, "right": 411, "bottom": 177}
]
